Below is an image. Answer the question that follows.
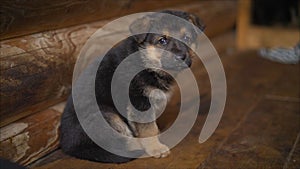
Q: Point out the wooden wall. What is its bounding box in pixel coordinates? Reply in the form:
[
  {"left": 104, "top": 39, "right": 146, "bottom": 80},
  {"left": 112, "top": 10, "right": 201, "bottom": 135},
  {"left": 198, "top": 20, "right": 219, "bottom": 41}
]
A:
[
  {"left": 0, "top": 0, "right": 237, "bottom": 166},
  {"left": 0, "top": 1, "right": 237, "bottom": 128},
  {"left": 1, "top": 0, "right": 198, "bottom": 40}
]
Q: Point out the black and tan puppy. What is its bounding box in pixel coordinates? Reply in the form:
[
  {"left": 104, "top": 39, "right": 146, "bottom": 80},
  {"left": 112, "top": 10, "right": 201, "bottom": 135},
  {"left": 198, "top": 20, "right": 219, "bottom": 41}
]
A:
[{"left": 60, "top": 10, "right": 205, "bottom": 163}]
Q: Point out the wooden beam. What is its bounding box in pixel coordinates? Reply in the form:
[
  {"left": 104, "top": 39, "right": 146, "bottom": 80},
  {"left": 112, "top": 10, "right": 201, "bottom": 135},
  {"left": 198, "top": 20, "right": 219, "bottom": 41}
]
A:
[
  {"left": 0, "top": 102, "right": 65, "bottom": 166},
  {"left": 237, "top": 0, "right": 251, "bottom": 50},
  {"left": 0, "top": 0, "right": 199, "bottom": 40}
]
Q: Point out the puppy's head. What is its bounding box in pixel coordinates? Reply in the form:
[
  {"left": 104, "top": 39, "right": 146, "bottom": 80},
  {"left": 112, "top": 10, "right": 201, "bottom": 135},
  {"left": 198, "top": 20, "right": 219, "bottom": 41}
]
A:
[{"left": 129, "top": 10, "right": 205, "bottom": 71}]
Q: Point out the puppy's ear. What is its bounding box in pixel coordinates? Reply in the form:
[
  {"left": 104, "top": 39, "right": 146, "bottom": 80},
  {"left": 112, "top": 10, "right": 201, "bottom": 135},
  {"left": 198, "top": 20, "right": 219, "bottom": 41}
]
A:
[
  {"left": 188, "top": 14, "right": 206, "bottom": 31},
  {"left": 129, "top": 16, "right": 152, "bottom": 43}
]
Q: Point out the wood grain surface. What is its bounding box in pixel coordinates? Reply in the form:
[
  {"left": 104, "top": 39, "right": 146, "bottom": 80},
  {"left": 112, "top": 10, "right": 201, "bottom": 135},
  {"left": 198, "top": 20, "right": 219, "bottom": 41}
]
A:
[
  {"left": 0, "top": 0, "right": 199, "bottom": 40},
  {"left": 0, "top": 1, "right": 237, "bottom": 127},
  {"left": 0, "top": 102, "right": 65, "bottom": 166},
  {"left": 28, "top": 50, "right": 300, "bottom": 169}
]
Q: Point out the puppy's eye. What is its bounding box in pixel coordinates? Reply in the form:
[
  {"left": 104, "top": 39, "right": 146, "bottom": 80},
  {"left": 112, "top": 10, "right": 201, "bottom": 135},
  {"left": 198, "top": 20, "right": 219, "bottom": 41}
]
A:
[{"left": 158, "top": 36, "right": 168, "bottom": 45}]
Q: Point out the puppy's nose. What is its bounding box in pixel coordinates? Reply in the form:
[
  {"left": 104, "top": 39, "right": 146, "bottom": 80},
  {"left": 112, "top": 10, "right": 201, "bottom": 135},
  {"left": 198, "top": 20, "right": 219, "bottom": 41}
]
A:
[{"left": 175, "top": 55, "right": 186, "bottom": 60}]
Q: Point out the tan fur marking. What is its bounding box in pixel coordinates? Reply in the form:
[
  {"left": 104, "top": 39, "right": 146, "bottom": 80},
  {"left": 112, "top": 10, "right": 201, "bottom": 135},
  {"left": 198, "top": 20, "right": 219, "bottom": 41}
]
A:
[
  {"left": 191, "top": 43, "right": 196, "bottom": 51},
  {"left": 127, "top": 104, "right": 170, "bottom": 158},
  {"left": 146, "top": 45, "right": 161, "bottom": 60},
  {"left": 162, "top": 30, "right": 170, "bottom": 37},
  {"left": 180, "top": 27, "right": 187, "bottom": 36},
  {"left": 135, "top": 122, "right": 170, "bottom": 158},
  {"left": 139, "top": 137, "right": 170, "bottom": 158},
  {"left": 141, "top": 45, "right": 162, "bottom": 68},
  {"left": 135, "top": 121, "right": 159, "bottom": 138},
  {"left": 103, "top": 112, "right": 133, "bottom": 137}
]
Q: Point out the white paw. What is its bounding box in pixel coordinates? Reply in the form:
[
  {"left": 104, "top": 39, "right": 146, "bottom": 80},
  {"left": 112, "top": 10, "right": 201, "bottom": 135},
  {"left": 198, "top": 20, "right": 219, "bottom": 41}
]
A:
[{"left": 145, "top": 143, "right": 170, "bottom": 158}]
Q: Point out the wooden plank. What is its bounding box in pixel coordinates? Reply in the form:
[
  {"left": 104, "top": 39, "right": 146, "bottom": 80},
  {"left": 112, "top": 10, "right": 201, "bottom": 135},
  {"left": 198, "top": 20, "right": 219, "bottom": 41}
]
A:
[
  {"left": 0, "top": 22, "right": 88, "bottom": 127},
  {"left": 0, "top": 1, "right": 237, "bottom": 127},
  {"left": 198, "top": 100, "right": 300, "bottom": 169},
  {"left": 29, "top": 49, "right": 300, "bottom": 169},
  {"left": 266, "top": 60, "right": 300, "bottom": 100},
  {"left": 237, "top": 0, "right": 251, "bottom": 50},
  {"left": 0, "top": 0, "right": 199, "bottom": 40},
  {"left": 283, "top": 133, "right": 300, "bottom": 169},
  {"left": 197, "top": 51, "right": 300, "bottom": 168},
  {"left": 0, "top": 102, "right": 65, "bottom": 166}
]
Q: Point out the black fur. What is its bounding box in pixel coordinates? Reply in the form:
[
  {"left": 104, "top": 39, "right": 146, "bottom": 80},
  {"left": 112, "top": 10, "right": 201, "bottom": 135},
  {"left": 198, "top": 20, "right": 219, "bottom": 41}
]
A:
[{"left": 60, "top": 10, "right": 205, "bottom": 163}]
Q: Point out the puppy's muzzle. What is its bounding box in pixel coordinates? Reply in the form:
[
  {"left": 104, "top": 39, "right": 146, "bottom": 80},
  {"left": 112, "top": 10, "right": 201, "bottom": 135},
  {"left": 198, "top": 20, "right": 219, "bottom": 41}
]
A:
[{"left": 175, "top": 54, "right": 192, "bottom": 68}]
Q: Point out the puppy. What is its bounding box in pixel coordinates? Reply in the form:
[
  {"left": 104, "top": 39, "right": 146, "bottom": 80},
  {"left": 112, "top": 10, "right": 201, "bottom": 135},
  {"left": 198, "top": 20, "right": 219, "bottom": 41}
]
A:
[{"left": 60, "top": 10, "right": 205, "bottom": 163}]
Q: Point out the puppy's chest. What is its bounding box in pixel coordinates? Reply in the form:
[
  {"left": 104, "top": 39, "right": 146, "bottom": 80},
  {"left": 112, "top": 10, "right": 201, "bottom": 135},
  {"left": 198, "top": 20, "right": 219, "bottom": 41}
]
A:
[{"left": 143, "top": 87, "right": 173, "bottom": 110}]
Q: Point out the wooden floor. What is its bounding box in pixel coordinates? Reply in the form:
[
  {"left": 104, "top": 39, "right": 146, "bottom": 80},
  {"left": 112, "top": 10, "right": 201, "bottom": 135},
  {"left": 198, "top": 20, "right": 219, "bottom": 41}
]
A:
[{"left": 29, "top": 50, "right": 300, "bottom": 169}]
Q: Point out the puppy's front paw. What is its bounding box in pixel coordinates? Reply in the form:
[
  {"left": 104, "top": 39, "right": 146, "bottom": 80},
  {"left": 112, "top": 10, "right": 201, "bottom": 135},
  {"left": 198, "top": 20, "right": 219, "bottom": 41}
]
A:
[{"left": 145, "top": 143, "right": 170, "bottom": 158}]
